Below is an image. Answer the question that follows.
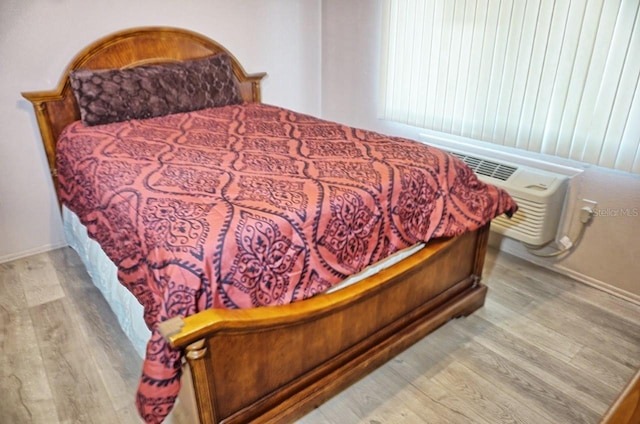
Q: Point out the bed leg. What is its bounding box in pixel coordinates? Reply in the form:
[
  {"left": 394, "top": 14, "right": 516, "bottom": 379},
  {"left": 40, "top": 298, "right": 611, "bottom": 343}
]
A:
[{"left": 185, "top": 339, "right": 219, "bottom": 424}]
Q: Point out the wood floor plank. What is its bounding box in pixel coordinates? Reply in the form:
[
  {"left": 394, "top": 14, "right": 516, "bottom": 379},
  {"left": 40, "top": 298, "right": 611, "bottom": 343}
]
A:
[
  {"left": 30, "top": 298, "right": 121, "bottom": 424},
  {"left": 476, "top": 297, "right": 584, "bottom": 362},
  {"left": 455, "top": 314, "right": 616, "bottom": 413},
  {"left": 498, "top": 276, "right": 639, "bottom": 347},
  {"left": 390, "top": 347, "right": 552, "bottom": 424},
  {"left": 314, "top": 367, "right": 433, "bottom": 424},
  {"left": 565, "top": 283, "right": 640, "bottom": 325},
  {"left": 430, "top": 361, "right": 555, "bottom": 424},
  {"left": 1, "top": 262, "right": 36, "bottom": 354},
  {"left": 481, "top": 270, "right": 535, "bottom": 312},
  {"left": 16, "top": 254, "right": 65, "bottom": 307},
  {"left": 569, "top": 345, "right": 637, "bottom": 392},
  {"left": 1, "top": 262, "right": 23, "bottom": 311},
  {"left": 491, "top": 251, "right": 640, "bottom": 325},
  {"left": 423, "top": 323, "right": 602, "bottom": 424},
  {"left": 0, "top": 261, "right": 60, "bottom": 423},
  {"left": 488, "top": 276, "right": 640, "bottom": 369},
  {"left": 397, "top": 372, "right": 495, "bottom": 424},
  {"left": 0, "top": 370, "right": 39, "bottom": 423},
  {"left": 526, "top": 302, "right": 638, "bottom": 370},
  {"left": 491, "top": 257, "right": 640, "bottom": 333},
  {"left": 0, "top": 351, "right": 60, "bottom": 424},
  {"left": 318, "top": 364, "right": 489, "bottom": 424}
]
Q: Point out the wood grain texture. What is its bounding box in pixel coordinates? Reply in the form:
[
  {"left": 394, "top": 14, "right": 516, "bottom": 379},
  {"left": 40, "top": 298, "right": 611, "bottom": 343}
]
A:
[
  {"left": 0, "top": 262, "right": 59, "bottom": 423},
  {"left": 32, "top": 300, "right": 112, "bottom": 422},
  {"left": 17, "top": 255, "right": 65, "bottom": 307},
  {"left": 1, "top": 247, "right": 639, "bottom": 423}
]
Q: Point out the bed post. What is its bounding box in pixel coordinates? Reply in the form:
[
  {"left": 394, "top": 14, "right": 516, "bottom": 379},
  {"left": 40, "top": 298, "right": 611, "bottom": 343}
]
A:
[
  {"left": 32, "top": 103, "right": 58, "bottom": 179},
  {"left": 21, "top": 96, "right": 64, "bottom": 209},
  {"left": 451, "top": 223, "right": 491, "bottom": 319},
  {"left": 472, "top": 223, "right": 491, "bottom": 281},
  {"left": 185, "top": 339, "right": 219, "bottom": 424}
]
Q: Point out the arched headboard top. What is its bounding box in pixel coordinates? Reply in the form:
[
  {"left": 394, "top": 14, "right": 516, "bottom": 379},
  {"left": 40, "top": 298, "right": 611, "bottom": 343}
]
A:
[
  {"left": 21, "top": 27, "right": 267, "bottom": 203},
  {"left": 24, "top": 26, "right": 266, "bottom": 103}
]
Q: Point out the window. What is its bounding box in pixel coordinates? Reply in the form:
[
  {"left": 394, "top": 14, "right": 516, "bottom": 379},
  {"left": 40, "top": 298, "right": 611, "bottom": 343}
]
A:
[{"left": 379, "top": 0, "right": 640, "bottom": 173}]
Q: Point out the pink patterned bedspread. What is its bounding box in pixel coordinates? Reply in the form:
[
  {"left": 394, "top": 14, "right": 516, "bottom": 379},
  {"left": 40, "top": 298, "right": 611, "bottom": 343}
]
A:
[{"left": 56, "top": 103, "right": 517, "bottom": 423}]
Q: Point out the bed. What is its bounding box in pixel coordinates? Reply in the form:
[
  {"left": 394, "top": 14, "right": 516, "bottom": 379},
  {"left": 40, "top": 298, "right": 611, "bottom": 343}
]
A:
[{"left": 22, "top": 27, "right": 517, "bottom": 424}]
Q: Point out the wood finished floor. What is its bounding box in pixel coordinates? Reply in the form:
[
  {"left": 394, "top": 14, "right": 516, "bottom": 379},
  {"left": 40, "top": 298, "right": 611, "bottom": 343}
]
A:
[{"left": 1, "top": 246, "right": 639, "bottom": 424}]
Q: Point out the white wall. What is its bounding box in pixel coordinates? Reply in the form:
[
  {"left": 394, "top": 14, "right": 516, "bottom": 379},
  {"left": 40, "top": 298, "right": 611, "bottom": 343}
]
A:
[
  {"left": 321, "top": 0, "right": 640, "bottom": 301},
  {"left": 0, "top": 0, "right": 321, "bottom": 262}
]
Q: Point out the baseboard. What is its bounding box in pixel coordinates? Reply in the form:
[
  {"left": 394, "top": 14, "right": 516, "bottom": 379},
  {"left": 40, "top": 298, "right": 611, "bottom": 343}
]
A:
[
  {"left": 492, "top": 235, "right": 640, "bottom": 307},
  {"left": 553, "top": 264, "right": 640, "bottom": 306},
  {"left": 0, "top": 242, "right": 68, "bottom": 264}
]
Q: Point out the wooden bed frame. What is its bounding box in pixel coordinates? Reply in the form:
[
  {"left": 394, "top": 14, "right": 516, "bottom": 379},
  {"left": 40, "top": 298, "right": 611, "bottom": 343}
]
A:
[{"left": 22, "top": 27, "right": 490, "bottom": 424}]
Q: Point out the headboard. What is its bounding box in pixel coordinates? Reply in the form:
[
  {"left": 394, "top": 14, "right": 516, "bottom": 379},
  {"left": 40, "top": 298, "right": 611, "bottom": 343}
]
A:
[{"left": 21, "top": 26, "right": 267, "bottom": 202}]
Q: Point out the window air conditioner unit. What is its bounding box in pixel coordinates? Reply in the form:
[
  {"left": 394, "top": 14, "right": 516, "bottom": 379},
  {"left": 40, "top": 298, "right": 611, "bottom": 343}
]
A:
[{"left": 445, "top": 149, "right": 569, "bottom": 246}]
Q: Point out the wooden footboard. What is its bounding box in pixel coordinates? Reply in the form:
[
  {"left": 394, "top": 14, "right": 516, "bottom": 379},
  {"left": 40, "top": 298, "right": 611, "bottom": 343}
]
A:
[{"left": 161, "top": 224, "right": 490, "bottom": 424}]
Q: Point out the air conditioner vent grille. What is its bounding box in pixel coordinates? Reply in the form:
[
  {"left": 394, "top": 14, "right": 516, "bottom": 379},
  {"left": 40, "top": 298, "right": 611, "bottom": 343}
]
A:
[
  {"left": 435, "top": 146, "right": 569, "bottom": 246},
  {"left": 450, "top": 152, "right": 517, "bottom": 181}
]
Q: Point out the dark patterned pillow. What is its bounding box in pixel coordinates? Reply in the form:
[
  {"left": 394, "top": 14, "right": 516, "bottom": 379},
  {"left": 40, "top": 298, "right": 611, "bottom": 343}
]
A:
[{"left": 70, "top": 53, "right": 243, "bottom": 126}]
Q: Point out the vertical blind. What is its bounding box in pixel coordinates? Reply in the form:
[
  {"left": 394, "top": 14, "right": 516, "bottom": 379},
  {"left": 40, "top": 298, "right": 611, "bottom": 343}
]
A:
[{"left": 379, "top": 0, "right": 640, "bottom": 174}]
